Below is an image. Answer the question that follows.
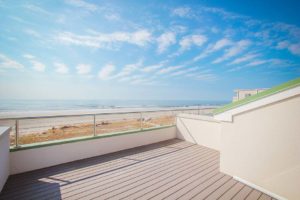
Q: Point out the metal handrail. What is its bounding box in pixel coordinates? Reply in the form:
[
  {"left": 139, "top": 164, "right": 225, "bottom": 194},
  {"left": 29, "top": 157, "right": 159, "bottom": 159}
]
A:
[
  {"left": 0, "top": 107, "right": 216, "bottom": 120},
  {"left": 0, "top": 107, "right": 217, "bottom": 148}
]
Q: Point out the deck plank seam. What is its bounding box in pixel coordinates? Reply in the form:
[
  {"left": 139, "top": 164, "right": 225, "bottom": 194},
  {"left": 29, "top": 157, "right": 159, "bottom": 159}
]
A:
[
  {"left": 2, "top": 147, "right": 211, "bottom": 199},
  {"left": 14, "top": 145, "right": 216, "bottom": 200},
  {"left": 70, "top": 152, "right": 219, "bottom": 200}
]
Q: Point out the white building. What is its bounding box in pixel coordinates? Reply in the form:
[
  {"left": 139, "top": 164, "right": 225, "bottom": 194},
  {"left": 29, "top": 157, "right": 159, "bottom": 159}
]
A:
[{"left": 233, "top": 88, "right": 268, "bottom": 102}]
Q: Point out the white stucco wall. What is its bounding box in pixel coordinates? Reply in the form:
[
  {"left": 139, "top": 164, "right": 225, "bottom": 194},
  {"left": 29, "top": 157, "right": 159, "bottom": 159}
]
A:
[
  {"left": 220, "top": 95, "right": 300, "bottom": 200},
  {"left": 0, "top": 127, "right": 10, "bottom": 192},
  {"left": 176, "top": 114, "right": 221, "bottom": 150},
  {"left": 10, "top": 126, "right": 176, "bottom": 174}
]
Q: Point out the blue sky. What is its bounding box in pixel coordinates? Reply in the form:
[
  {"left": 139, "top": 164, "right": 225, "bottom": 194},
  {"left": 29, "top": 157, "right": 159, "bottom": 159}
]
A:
[{"left": 0, "top": 0, "right": 299, "bottom": 101}]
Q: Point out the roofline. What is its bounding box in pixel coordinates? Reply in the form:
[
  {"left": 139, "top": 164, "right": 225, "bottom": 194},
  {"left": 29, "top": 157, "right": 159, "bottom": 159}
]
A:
[
  {"left": 234, "top": 88, "right": 269, "bottom": 91},
  {"left": 214, "top": 77, "right": 300, "bottom": 115}
]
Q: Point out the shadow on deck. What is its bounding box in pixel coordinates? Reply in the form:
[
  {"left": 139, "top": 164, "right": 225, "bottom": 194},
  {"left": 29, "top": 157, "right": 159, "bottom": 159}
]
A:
[{"left": 0, "top": 139, "right": 275, "bottom": 200}]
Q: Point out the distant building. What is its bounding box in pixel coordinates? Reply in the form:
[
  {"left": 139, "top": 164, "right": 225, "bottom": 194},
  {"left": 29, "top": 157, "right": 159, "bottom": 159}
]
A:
[{"left": 232, "top": 88, "right": 268, "bottom": 102}]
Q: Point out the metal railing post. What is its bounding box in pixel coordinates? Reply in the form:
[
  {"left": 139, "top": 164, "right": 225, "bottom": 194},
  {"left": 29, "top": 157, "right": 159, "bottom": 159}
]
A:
[
  {"left": 140, "top": 112, "right": 143, "bottom": 130},
  {"left": 15, "top": 119, "right": 19, "bottom": 148},
  {"left": 175, "top": 111, "right": 177, "bottom": 125},
  {"left": 172, "top": 111, "right": 176, "bottom": 125},
  {"left": 93, "top": 114, "right": 96, "bottom": 137}
]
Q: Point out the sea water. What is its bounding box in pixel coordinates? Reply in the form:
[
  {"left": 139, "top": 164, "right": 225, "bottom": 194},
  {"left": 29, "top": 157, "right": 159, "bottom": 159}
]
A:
[{"left": 0, "top": 99, "right": 228, "bottom": 113}]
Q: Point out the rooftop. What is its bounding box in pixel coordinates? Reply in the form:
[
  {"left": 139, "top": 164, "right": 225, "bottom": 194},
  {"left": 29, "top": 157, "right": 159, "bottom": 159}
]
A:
[
  {"left": 214, "top": 77, "right": 300, "bottom": 115},
  {"left": 233, "top": 88, "right": 269, "bottom": 91},
  {"left": 0, "top": 139, "right": 275, "bottom": 200}
]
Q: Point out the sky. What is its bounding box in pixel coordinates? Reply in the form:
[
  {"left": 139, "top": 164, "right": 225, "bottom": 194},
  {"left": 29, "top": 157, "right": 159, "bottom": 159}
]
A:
[{"left": 0, "top": 0, "right": 299, "bottom": 101}]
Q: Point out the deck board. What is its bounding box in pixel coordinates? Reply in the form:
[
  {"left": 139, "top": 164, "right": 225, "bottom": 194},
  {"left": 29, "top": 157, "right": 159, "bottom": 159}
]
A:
[
  {"left": 246, "top": 190, "right": 263, "bottom": 200},
  {"left": 0, "top": 139, "right": 275, "bottom": 200},
  {"left": 232, "top": 185, "right": 253, "bottom": 200}
]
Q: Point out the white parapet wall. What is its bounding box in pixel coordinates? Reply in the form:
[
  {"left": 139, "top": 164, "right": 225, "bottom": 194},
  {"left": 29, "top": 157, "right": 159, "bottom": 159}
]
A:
[
  {"left": 0, "top": 127, "right": 10, "bottom": 192},
  {"left": 10, "top": 126, "right": 176, "bottom": 174},
  {"left": 219, "top": 95, "right": 300, "bottom": 200},
  {"left": 176, "top": 114, "right": 221, "bottom": 151},
  {"left": 176, "top": 87, "right": 300, "bottom": 199}
]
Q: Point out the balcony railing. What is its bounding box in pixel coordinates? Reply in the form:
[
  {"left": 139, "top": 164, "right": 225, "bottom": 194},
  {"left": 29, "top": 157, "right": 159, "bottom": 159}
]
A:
[{"left": 0, "top": 107, "right": 215, "bottom": 148}]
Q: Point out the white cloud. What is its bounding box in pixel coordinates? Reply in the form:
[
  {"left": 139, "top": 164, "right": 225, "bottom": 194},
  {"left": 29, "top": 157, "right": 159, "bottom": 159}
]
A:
[
  {"left": 23, "top": 54, "right": 35, "bottom": 59},
  {"left": 210, "top": 38, "right": 232, "bottom": 52},
  {"left": 119, "top": 75, "right": 142, "bottom": 82},
  {"left": 276, "top": 41, "right": 288, "bottom": 49},
  {"left": 24, "top": 29, "right": 40, "bottom": 38},
  {"left": 0, "top": 54, "right": 24, "bottom": 69},
  {"left": 65, "top": 0, "right": 98, "bottom": 11},
  {"left": 193, "top": 51, "right": 209, "bottom": 62},
  {"left": 172, "top": 7, "right": 191, "bottom": 17},
  {"left": 54, "top": 63, "right": 69, "bottom": 74},
  {"left": 211, "top": 27, "right": 220, "bottom": 34},
  {"left": 192, "top": 52, "right": 209, "bottom": 62},
  {"left": 56, "top": 29, "right": 152, "bottom": 49},
  {"left": 288, "top": 44, "right": 300, "bottom": 56},
  {"left": 76, "top": 64, "right": 91, "bottom": 75},
  {"left": 193, "top": 38, "right": 232, "bottom": 61},
  {"left": 200, "top": 6, "right": 244, "bottom": 20},
  {"left": 158, "top": 65, "right": 183, "bottom": 74},
  {"left": 23, "top": 54, "right": 45, "bottom": 72},
  {"left": 179, "top": 34, "right": 207, "bottom": 51},
  {"left": 141, "top": 64, "right": 163, "bottom": 73},
  {"left": 130, "top": 78, "right": 156, "bottom": 85},
  {"left": 120, "top": 75, "right": 156, "bottom": 85},
  {"left": 170, "top": 67, "right": 198, "bottom": 76},
  {"left": 112, "top": 60, "right": 143, "bottom": 79},
  {"left": 277, "top": 41, "right": 300, "bottom": 56},
  {"left": 23, "top": 4, "right": 51, "bottom": 15},
  {"left": 212, "top": 39, "right": 251, "bottom": 64},
  {"left": 98, "top": 60, "right": 144, "bottom": 81},
  {"left": 273, "top": 23, "right": 300, "bottom": 40},
  {"left": 157, "top": 32, "right": 176, "bottom": 53},
  {"left": 229, "top": 58, "right": 294, "bottom": 72},
  {"left": 247, "top": 60, "right": 267, "bottom": 66},
  {"left": 227, "top": 66, "right": 244, "bottom": 72},
  {"left": 247, "top": 58, "right": 294, "bottom": 67},
  {"left": 186, "top": 70, "right": 217, "bottom": 81},
  {"left": 195, "top": 73, "right": 217, "bottom": 81},
  {"left": 131, "top": 30, "right": 152, "bottom": 46},
  {"left": 31, "top": 60, "right": 46, "bottom": 72},
  {"left": 268, "top": 59, "right": 294, "bottom": 67},
  {"left": 104, "top": 13, "right": 120, "bottom": 21},
  {"left": 98, "top": 64, "right": 115, "bottom": 80},
  {"left": 229, "top": 53, "right": 259, "bottom": 65},
  {"left": 170, "top": 25, "right": 187, "bottom": 34},
  {"left": 9, "top": 16, "right": 28, "bottom": 24}
]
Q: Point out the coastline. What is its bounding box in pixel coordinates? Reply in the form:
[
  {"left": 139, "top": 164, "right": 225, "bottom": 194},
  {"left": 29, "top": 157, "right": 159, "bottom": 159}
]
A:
[{"left": 0, "top": 105, "right": 218, "bottom": 119}]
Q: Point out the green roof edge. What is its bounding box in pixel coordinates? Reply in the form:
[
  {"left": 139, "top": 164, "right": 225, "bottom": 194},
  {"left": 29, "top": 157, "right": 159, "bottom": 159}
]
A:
[{"left": 213, "top": 77, "right": 300, "bottom": 115}]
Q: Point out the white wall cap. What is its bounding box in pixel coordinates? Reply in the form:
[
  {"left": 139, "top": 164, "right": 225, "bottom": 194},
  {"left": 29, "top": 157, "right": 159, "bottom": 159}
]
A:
[{"left": 215, "top": 85, "right": 300, "bottom": 122}]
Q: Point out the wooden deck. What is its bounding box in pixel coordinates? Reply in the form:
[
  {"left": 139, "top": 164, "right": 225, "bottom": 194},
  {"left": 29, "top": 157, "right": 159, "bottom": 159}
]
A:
[{"left": 0, "top": 139, "right": 276, "bottom": 200}]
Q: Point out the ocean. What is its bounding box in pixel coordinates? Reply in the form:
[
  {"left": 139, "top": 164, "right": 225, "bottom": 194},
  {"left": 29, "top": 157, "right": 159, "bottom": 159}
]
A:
[{"left": 0, "top": 99, "right": 228, "bottom": 113}]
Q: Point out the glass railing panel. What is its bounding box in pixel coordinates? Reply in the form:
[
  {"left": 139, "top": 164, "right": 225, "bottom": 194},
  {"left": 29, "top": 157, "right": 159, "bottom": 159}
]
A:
[
  {"left": 142, "top": 111, "right": 175, "bottom": 129},
  {"left": 17, "top": 115, "right": 94, "bottom": 145},
  {"left": 201, "top": 108, "right": 214, "bottom": 115},
  {"left": 95, "top": 112, "right": 141, "bottom": 135},
  {"left": 0, "top": 107, "right": 217, "bottom": 147}
]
